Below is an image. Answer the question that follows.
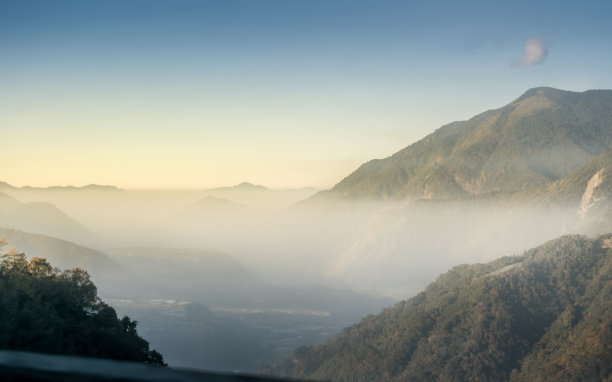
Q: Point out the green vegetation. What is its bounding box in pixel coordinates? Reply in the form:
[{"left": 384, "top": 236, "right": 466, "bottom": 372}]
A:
[
  {"left": 265, "top": 234, "right": 612, "bottom": 381},
  {"left": 0, "top": 240, "right": 164, "bottom": 365},
  {"left": 324, "top": 88, "right": 612, "bottom": 200}
]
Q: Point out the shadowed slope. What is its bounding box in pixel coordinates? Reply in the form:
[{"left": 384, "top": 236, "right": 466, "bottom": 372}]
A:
[{"left": 0, "top": 192, "right": 99, "bottom": 245}]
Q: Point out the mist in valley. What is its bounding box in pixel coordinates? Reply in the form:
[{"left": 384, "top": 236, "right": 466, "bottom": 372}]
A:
[
  {"left": 3, "top": 1, "right": 612, "bottom": 379},
  {"left": 4, "top": 182, "right": 597, "bottom": 292},
  {"left": 1, "top": 175, "right": 607, "bottom": 372}
]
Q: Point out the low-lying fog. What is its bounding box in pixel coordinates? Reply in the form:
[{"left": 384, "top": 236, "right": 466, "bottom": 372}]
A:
[{"left": 1, "top": 185, "right": 604, "bottom": 371}]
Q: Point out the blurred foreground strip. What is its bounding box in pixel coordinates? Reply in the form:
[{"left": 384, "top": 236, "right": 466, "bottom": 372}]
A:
[{"left": 0, "top": 350, "right": 304, "bottom": 382}]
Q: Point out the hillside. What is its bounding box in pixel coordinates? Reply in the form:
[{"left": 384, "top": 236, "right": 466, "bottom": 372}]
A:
[
  {"left": 265, "top": 234, "right": 612, "bottom": 381},
  {"left": 294, "top": 87, "right": 612, "bottom": 297},
  {"left": 321, "top": 87, "right": 612, "bottom": 200},
  {"left": 103, "top": 246, "right": 260, "bottom": 303},
  {"left": 202, "top": 182, "right": 318, "bottom": 210},
  {"left": 325, "top": 147, "right": 612, "bottom": 294},
  {"left": 0, "top": 244, "right": 164, "bottom": 365},
  {"left": 510, "top": 149, "right": 612, "bottom": 227},
  {"left": 0, "top": 228, "right": 124, "bottom": 281},
  {"left": 0, "top": 192, "right": 99, "bottom": 245}
]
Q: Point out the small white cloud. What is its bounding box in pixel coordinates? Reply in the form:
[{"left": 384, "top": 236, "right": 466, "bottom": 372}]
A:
[{"left": 513, "top": 38, "right": 548, "bottom": 67}]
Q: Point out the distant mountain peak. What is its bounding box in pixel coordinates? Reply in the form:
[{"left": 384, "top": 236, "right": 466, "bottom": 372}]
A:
[
  {"left": 45, "top": 184, "right": 122, "bottom": 191},
  {"left": 234, "top": 182, "right": 267, "bottom": 190},
  {"left": 0, "top": 181, "right": 122, "bottom": 192},
  {"left": 0, "top": 181, "right": 17, "bottom": 190},
  {"left": 209, "top": 182, "right": 268, "bottom": 192},
  {"left": 515, "top": 86, "right": 568, "bottom": 100},
  {"left": 321, "top": 87, "right": 612, "bottom": 201},
  {"left": 81, "top": 184, "right": 121, "bottom": 191}
]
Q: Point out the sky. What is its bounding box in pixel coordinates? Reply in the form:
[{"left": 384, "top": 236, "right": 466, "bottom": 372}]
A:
[{"left": 2, "top": 0, "right": 612, "bottom": 189}]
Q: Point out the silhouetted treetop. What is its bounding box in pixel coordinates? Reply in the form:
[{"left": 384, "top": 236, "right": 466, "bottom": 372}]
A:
[{"left": 0, "top": 240, "right": 164, "bottom": 365}]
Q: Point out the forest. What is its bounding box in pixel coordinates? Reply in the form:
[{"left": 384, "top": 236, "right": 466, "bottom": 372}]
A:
[
  {"left": 0, "top": 240, "right": 164, "bottom": 366},
  {"left": 264, "top": 234, "right": 612, "bottom": 381}
]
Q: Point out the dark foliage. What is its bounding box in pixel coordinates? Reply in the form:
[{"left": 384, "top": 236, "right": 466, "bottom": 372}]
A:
[
  {"left": 0, "top": 241, "right": 165, "bottom": 365},
  {"left": 265, "top": 234, "right": 612, "bottom": 381}
]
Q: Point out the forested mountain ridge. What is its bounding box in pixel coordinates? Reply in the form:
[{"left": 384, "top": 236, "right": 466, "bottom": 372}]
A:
[
  {"left": 320, "top": 87, "right": 612, "bottom": 201},
  {"left": 506, "top": 148, "right": 612, "bottom": 231},
  {"left": 265, "top": 234, "right": 612, "bottom": 381},
  {"left": 307, "top": 88, "right": 612, "bottom": 295}
]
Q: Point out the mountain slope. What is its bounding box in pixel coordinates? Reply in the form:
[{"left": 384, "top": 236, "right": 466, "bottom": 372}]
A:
[
  {"left": 266, "top": 234, "right": 612, "bottom": 381},
  {"left": 513, "top": 148, "right": 612, "bottom": 216},
  {"left": 325, "top": 148, "right": 612, "bottom": 296},
  {"left": 104, "top": 246, "right": 259, "bottom": 302},
  {"left": 202, "top": 182, "right": 318, "bottom": 210},
  {"left": 0, "top": 192, "right": 99, "bottom": 245},
  {"left": 0, "top": 228, "right": 123, "bottom": 279},
  {"left": 322, "top": 87, "right": 612, "bottom": 200}
]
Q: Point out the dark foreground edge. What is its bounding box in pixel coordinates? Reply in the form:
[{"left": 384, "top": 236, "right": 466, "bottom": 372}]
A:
[{"left": 0, "top": 350, "right": 304, "bottom": 382}]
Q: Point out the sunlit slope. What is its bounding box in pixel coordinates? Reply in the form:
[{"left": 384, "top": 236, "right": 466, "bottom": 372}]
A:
[
  {"left": 326, "top": 149, "right": 612, "bottom": 293},
  {"left": 515, "top": 147, "right": 612, "bottom": 199},
  {"left": 320, "top": 87, "right": 612, "bottom": 200},
  {"left": 266, "top": 234, "right": 612, "bottom": 381}
]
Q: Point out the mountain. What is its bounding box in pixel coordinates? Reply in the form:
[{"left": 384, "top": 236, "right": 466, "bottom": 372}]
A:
[
  {"left": 0, "top": 181, "right": 18, "bottom": 191},
  {"left": 294, "top": 87, "right": 612, "bottom": 296},
  {"left": 203, "top": 182, "right": 318, "bottom": 210},
  {"left": 0, "top": 192, "right": 99, "bottom": 245},
  {"left": 209, "top": 182, "right": 268, "bottom": 192},
  {"left": 325, "top": 148, "right": 612, "bottom": 296},
  {"left": 265, "top": 234, "right": 612, "bottom": 381},
  {"left": 511, "top": 149, "right": 612, "bottom": 222},
  {"left": 0, "top": 181, "right": 122, "bottom": 192},
  {"left": 0, "top": 228, "right": 123, "bottom": 281},
  {"left": 104, "top": 246, "right": 260, "bottom": 302},
  {"left": 320, "top": 87, "right": 612, "bottom": 201}
]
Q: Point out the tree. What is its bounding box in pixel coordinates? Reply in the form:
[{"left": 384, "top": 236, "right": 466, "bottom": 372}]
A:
[{"left": 0, "top": 240, "right": 165, "bottom": 365}]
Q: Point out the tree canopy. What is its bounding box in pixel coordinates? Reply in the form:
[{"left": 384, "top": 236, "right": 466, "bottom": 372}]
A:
[
  {"left": 264, "top": 234, "right": 612, "bottom": 381},
  {"left": 0, "top": 240, "right": 164, "bottom": 365}
]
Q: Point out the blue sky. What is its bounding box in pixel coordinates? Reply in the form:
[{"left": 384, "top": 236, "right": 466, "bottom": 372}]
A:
[{"left": 2, "top": 0, "right": 612, "bottom": 189}]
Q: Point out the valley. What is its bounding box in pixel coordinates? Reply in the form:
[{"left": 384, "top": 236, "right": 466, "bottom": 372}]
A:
[{"left": 2, "top": 87, "right": 612, "bottom": 378}]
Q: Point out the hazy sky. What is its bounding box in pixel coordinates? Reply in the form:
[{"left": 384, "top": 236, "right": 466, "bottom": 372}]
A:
[{"left": 2, "top": 0, "right": 611, "bottom": 189}]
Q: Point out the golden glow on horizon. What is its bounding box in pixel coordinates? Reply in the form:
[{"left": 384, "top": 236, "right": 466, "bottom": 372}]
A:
[{"left": 2, "top": 93, "right": 434, "bottom": 189}]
